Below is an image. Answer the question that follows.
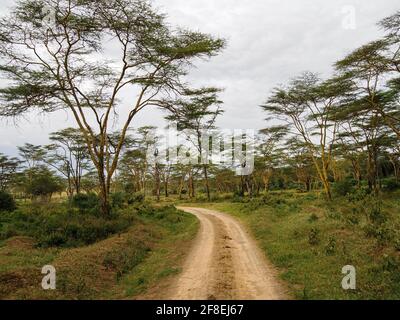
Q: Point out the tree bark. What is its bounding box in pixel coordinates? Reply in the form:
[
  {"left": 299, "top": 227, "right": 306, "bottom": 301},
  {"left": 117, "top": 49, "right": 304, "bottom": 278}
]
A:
[{"left": 203, "top": 165, "right": 211, "bottom": 201}]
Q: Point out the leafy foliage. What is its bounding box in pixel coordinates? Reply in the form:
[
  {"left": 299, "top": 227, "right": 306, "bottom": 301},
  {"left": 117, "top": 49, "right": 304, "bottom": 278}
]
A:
[{"left": 0, "top": 191, "right": 16, "bottom": 212}]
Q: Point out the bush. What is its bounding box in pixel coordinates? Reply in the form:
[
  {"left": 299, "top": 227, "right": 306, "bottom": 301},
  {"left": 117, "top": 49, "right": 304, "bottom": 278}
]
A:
[
  {"left": 37, "top": 213, "right": 133, "bottom": 247},
  {"left": 382, "top": 178, "right": 400, "bottom": 191},
  {"left": 0, "top": 201, "right": 135, "bottom": 247},
  {"left": 127, "top": 192, "right": 145, "bottom": 205},
  {"left": 364, "top": 224, "right": 394, "bottom": 246},
  {"left": 103, "top": 239, "right": 150, "bottom": 279},
  {"left": 111, "top": 192, "right": 127, "bottom": 209},
  {"left": 25, "top": 168, "right": 64, "bottom": 199},
  {"left": 368, "top": 203, "right": 388, "bottom": 225},
  {"left": 195, "top": 194, "right": 208, "bottom": 202},
  {"left": 325, "top": 236, "right": 336, "bottom": 255},
  {"left": 344, "top": 207, "right": 360, "bottom": 225},
  {"left": 308, "top": 213, "right": 319, "bottom": 223},
  {"left": 346, "top": 187, "right": 370, "bottom": 202},
  {"left": 0, "top": 191, "right": 16, "bottom": 212},
  {"left": 0, "top": 202, "right": 187, "bottom": 248},
  {"left": 308, "top": 228, "right": 320, "bottom": 245},
  {"left": 332, "top": 178, "right": 356, "bottom": 197},
  {"left": 394, "top": 236, "right": 400, "bottom": 252},
  {"left": 71, "top": 193, "right": 100, "bottom": 214}
]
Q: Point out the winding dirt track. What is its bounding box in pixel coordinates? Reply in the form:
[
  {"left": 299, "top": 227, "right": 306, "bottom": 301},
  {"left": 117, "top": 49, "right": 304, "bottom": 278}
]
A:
[{"left": 165, "top": 207, "right": 287, "bottom": 300}]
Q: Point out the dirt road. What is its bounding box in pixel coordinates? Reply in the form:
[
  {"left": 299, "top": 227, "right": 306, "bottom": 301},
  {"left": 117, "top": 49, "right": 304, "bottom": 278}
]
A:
[{"left": 165, "top": 207, "right": 287, "bottom": 300}]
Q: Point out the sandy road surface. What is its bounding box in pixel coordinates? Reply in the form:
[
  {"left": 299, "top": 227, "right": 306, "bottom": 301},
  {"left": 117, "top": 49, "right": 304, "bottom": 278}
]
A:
[{"left": 164, "top": 207, "right": 287, "bottom": 300}]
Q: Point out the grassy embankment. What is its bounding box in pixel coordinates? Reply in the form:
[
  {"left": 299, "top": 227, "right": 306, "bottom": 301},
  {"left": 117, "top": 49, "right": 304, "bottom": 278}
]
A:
[
  {"left": 183, "top": 190, "right": 400, "bottom": 300},
  {"left": 0, "top": 200, "right": 198, "bottom": 299}
]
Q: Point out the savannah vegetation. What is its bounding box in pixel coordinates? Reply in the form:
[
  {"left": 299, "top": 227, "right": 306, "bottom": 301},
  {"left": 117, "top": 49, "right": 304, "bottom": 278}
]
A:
[{"left": 0, "top": 1, "right": 399, "bottom": 299}]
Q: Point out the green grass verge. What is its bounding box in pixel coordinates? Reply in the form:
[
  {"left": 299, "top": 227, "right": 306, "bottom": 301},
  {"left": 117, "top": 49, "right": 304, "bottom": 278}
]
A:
[
  {"left": 186, "top": 191, "right": 400, "bottom": 300},
  {"left": 0, "top": 205, "right": 198, "bottom": 299}
]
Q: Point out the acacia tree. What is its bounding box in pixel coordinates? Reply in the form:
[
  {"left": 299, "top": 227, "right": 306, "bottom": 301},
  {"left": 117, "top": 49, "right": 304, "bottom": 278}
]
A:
[
  {"left": 164, "top": 88, "right": 223, "bottom": 201},
  {"left": 0, "top": 0, "right": 224, "bottom": 215},
  {"left": 18, "top": 143, "right": 45, "bottom": 171},
  {"left": 262, "top": 73, "right": 350, "bottom": 199},
  {"left": 0, "top": 153, "right": 20, "bottom": 191},
  {"left": 25, "top": 167, "right": 64, "bottom": 202},
  {"left": 159, "top": 146, "right": 175, "bottom": 198},
  {"left": 257, "top": 126, "right": 288, "bottom": 192},
  {"left": 119, "top": 149, "right": 146, "bottom": 194},
  {"left": 335, "top": 40, "right": 400, "bottom": 140},
  {"left": 335, "top": 129, "right": 365, "bottom": 188},
  {"left": 283, "top": 138, "right": 315, "bottom": 192},
  {"left": 44, "top": 128, "right": 91, "bottom": 197},
  {"left": 379, "top": 11, "right": 400, "bottom": 137}
]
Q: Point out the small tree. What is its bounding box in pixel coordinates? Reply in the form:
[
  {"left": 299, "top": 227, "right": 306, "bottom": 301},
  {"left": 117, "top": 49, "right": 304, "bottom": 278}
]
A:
[
  {"left": 0, "top": 190, "right": 17, "bottom": 212},
  {"left": 0, "top": 153, "right": 20, "bottom": 191},
  {"left": 43, "top": 128, "right": 91, "bottom": 198},
  {"left": 164, "top": 88, "right": 224, "bottom": 201},
  {"left": 257, "top": 126, "right": 288, "bottom": 192},
  {"left": 262, "top": 73, "right": 351, "bottom": 200},
  {"left": 24, "top": 167, "right": 64, "bottom": 201},
  {"left": 335, "top": 38, "right": 400, "bottom": 140}
]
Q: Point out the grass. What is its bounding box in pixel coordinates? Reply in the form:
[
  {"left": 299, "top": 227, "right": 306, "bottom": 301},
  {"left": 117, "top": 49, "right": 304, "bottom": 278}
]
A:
[
  {"left": 185, "top": 190, "right": 400, "bottom": 300},
  {"left": 0, "top": 204, "right": 199, "bottom": 299},
  {"left": 3, "top": 189, "right": 399, "bottom": 300},
  {"left": 0, "top": 201, "right": 134, "bottom": 248}
]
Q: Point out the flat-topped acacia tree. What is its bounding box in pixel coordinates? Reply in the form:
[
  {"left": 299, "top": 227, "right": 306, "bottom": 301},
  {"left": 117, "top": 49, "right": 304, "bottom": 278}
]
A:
[
  {"left": 163, "top": 88, "right": 224, "bottom": 201},
  {"left": 0, "top": 0, "right": 225, "bottom": 215}
]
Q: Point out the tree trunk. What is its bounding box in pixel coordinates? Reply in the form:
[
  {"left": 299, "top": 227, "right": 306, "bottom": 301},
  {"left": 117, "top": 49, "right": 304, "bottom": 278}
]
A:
[
  {"left": 203, "top": 165, "right": 210, "bottom": 201},
  {"left": 98, "top": 168, "right": 110, "bottom": 216},
  {"left": 99, "top": 186, "right": 110, "bottom": 217},
  {"left": 164, "top": 179, "right": 169, "bottom": 198},
  {"left": 155, "top": 164, "right": 161, "bottom": 202},
  {"left": 351, "top": 159, "right": 362, "bottom": 188},
  {"left": 311, "top": 156, "right": 332, "bottom": 200},
  {"left": 188, "top": 168, "right": 195, "bottom": 198},
  {"left": 389, "top": 158, "right": 399, "bottom": 182},
  {"left": 178, "top": 173, "right": 186, "bottom": 200},
  {"left": 366, "top": 149, "right": 379, "bottom": 195}
]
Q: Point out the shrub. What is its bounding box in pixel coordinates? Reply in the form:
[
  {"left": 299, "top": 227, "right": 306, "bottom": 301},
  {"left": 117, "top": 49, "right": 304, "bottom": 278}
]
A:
[
  {"left": 303, "top": 193, "right": 318, "bottom": 201},
  {"left": 344, "top": 207, "right": 360, "bottom": 225},
  {"left": 37, "top": 213, "right": 134, "bottom": 247},
  {"left": 0, "top": 191, "right": 16, "bottom": 212},
  {"left": 381, "top": 255, "right": 400, "bottom": 272},
  {"left": 71, "top": 193, "right": 100, "bottom": 214},
  {"left": 346, "top": 187, "right": 370, "bottom": 202},
  {"left": 308, "top": 228, "right": 320, "bottom": 245},
  {"left": 0, "top": 202, "right": 186, "bottom": 248},
  {"left": 110, "top": 192, "right": 127, "bottom": 209},
  {"left": 232, "top": 194, "right": 245, "bottom": 203},
  {"left": 394, "top": 236, "right": 400, "bottom": 252},
  {"left": 0, "top": 201, "right": 134, "bottom": 247},
  {"left": 364, "top": 224, "right": 394, "bottom": 246},
  {"left": 103, "top": 239, "right": 150, "bottom": 279},
  {"left": 368, "top": 204, "right": 387, "bottom": 225},
  {"left": 332, "top": 178, "right": 356, "bottom": 197},
  {"left": 195, "top": 194, "right": 207, "bottom": 202},
  {"left": 325, "top": 236, "right": 336, "bottom": 255},
  {"left": 308, "top": 213, "right": 319, "bottom": 223},
  {"left": 127, "top": 192, "right": 145, "bottom": 205},
  {"left": 25, "top": 168, "right": 64, "bottom": 200},
  {"left": 382, "top": 178, "right": 400, "bottom": 191}
]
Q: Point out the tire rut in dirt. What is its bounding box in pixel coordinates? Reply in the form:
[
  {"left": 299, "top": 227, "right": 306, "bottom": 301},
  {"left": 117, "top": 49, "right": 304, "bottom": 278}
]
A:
[{"left": 207, "top": 215, "right": 236, "bottom": 300}]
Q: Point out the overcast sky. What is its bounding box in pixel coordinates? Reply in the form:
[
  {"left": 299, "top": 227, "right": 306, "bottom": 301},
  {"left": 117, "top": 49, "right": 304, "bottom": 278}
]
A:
[{"left": 0, "top": 0, "right": 399, "bottom": 157}]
